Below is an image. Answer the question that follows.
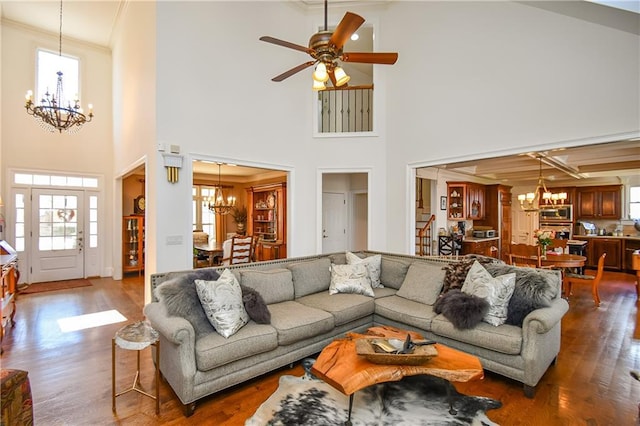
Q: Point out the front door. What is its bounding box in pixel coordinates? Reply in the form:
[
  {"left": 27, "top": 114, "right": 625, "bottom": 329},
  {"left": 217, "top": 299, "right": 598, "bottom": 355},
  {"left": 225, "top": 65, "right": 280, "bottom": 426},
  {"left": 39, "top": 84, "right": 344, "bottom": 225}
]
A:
[
  {"left": 31, "top": 189, "right": 84, "bottom": 282},
  {"left": 322, "top": 192, "right": 347, "bottom": 253}
]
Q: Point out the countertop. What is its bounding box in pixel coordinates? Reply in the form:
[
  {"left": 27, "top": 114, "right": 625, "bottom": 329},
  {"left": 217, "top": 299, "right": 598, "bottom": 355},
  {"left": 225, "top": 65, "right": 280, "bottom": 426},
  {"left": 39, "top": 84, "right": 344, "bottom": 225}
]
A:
[
  {"left": 461, "top": 236, "right": 500, "bottom": 243},
  {"left": 573, "top": 235, "right": 640, "bottom": 241}
]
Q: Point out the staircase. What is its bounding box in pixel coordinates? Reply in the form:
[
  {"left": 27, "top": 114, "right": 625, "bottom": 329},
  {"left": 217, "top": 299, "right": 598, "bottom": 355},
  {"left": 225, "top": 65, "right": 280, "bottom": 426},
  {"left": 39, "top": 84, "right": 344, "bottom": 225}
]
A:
[{"left": 416, "top": 214, "right": 436, "bottom": 256}]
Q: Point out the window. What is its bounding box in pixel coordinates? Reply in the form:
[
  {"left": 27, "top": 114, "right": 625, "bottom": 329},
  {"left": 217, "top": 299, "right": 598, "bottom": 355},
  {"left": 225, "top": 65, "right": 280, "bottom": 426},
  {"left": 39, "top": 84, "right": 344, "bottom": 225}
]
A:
[
  {"left": 37, "top": 50, "right": 80, "bottom": 106},
  {"left": 193, "top": 186, "right": 216, "bottom": 241},
  {"left": 630, "top": 185, "right": 640, "bottom": 219}
]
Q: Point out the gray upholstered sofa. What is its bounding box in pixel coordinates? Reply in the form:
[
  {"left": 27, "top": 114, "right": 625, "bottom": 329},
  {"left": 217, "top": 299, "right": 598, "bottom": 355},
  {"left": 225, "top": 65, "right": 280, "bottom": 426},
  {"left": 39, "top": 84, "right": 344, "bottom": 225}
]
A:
[{"left": 144, "top": 251, "right": 569, "bottom": 415}]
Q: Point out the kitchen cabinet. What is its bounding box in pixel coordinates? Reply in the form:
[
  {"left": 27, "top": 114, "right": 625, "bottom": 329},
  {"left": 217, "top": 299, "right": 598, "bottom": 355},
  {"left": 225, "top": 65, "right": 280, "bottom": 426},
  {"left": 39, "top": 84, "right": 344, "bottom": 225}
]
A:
[
  {"left": 624, "top": 239, "right": 640, "bottom": 272},
  {"left": 590, "top": 238, "right": 622, "bottom": 270},
  {"left": 446, "top": 182, "right": 485, "bottom": 220},
  {"left": 247, "top": 182, "right": 287, "bottom": 260},
  {"left": 474, "top": 184, "right": 511, "bottom": 261},
  {"left": 576, "top": 185, "right": 622, "bottom": 220},
  {"left": 123, "top": 216, "right": 144, "bottom": 275},
  {"left": 461, "top": 238, "right": 499, "bottom": 257}
]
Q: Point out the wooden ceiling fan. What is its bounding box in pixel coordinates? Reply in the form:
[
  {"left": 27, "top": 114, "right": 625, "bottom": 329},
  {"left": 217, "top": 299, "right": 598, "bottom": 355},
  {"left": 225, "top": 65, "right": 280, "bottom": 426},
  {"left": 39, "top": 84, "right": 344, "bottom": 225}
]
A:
[{"left": 259, "top": 0, "right": 398, "bottom": 88}]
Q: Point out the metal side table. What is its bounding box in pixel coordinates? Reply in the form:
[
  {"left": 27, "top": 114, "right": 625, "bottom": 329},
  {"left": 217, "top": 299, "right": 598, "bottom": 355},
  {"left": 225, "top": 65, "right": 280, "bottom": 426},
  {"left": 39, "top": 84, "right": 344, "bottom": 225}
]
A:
[{"left": 112, "top": 321, "right": 160, "bottom": 414}]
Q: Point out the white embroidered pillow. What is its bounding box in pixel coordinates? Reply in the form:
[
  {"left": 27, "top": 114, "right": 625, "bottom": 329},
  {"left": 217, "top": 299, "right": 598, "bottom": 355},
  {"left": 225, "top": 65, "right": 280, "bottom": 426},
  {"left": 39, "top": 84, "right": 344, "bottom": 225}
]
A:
[
  {"left": 195, "top": 269, "right": 249, "bottom": 338},
  {"left": 346, "top": 252, "right": 383, "bottom": 288},
  {"left": 461, "top": 261, "right": 516, "bottom": 326},
  {"left": 329, "top": 263, "right": 375, "bottom": 297}
]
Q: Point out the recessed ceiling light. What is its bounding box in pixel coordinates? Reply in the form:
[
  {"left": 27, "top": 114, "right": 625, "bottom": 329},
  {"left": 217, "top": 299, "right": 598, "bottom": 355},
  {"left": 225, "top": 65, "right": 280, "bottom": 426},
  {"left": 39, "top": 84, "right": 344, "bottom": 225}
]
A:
[{"left": 351, "top": 33, "right": 359, "bottom": 41}]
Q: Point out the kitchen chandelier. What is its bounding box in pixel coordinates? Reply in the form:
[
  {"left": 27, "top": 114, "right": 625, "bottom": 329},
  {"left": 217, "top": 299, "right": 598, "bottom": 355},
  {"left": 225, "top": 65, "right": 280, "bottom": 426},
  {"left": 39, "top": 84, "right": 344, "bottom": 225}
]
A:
[
  {"left": 208, "top": 163, "right": 236, "bottom": 215},
  {"left": 517, "top": 156, "right": 567, "bottom": 212},
  {"left": 24, "top": 0, "right": 93, "bottom": 134}
]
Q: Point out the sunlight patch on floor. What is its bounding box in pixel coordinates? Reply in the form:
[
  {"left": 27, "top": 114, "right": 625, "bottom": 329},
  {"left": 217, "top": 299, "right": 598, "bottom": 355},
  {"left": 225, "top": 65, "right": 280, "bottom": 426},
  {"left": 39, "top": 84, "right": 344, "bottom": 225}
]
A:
[{"left": 58, "top": 309, "right": 127, "bottom": 332}]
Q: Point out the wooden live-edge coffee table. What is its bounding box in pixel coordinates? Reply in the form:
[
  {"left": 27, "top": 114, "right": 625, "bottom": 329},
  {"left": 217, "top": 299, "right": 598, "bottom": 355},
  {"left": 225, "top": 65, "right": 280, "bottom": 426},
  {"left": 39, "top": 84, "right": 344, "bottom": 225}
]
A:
[{"left": 311, "top": 325, "right": 484, "bottom": 425}]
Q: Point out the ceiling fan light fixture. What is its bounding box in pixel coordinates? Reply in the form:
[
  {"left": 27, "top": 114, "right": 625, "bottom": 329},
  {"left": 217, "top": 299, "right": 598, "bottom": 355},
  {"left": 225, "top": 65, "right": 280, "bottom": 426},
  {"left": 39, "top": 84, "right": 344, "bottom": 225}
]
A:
[
  {"left": 312, "top": 62, "right": 329, "bottom": 82},
  {"left": 334, "top": 66, "right": 350, "bottom": 86},
  {"left": 312, "top": 79, "right": 326, "bottom": 91}
]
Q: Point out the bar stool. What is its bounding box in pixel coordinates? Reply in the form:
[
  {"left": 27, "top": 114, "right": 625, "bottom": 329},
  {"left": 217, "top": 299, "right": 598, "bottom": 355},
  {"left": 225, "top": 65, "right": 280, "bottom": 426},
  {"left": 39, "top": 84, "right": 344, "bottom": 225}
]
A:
[{"left": 112, "top": 321, "right": 160, "bottom": 414}]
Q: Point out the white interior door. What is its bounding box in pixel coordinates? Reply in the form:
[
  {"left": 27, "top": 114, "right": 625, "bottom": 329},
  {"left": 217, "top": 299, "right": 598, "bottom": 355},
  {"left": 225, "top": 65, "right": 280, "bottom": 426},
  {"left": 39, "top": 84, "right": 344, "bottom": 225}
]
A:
[
  {"left": 513, "top": 209, "right": 539, "bottom": 245},
  {"left": 31, "top": 189, "right": 84, "bottom": 282},
  {"left": 322, "top": 192, "right": 347, "bottom": 253}
]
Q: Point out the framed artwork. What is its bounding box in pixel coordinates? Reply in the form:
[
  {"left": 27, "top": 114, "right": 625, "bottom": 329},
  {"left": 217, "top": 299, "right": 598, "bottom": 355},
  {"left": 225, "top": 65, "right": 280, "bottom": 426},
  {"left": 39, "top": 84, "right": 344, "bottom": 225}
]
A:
[{"left": 440, "top": 196, "right": 447, "bottom": 211}]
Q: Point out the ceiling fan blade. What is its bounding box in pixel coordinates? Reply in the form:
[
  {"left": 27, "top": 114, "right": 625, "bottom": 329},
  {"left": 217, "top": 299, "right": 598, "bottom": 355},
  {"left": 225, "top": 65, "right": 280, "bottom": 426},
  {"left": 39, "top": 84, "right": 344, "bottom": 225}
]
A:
[
  {"left": 259, "top": 36, "right": 313, "bottom": 54},
  {"left": 342, "top": 52, "right": 399, "bottom": 65},
  {"left": 329, "top": 12, "right": 365, "bottom": 50},
  {"left": 271, "top": 61, "right": 315, "bottom": 82}
]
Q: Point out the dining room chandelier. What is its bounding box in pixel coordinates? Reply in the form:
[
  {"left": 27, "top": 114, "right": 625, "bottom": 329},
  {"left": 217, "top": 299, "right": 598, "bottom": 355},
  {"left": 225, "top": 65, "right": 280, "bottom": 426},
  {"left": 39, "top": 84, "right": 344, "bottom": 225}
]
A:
[
  {"left": 208, "top": 163, "right": 236, "bottom": 215},
  {"left": 517, "top": 157, "right": 552, "bottom": 212},
  {"left": 24, "top": 0, "right": 93, "bottom": 134}
]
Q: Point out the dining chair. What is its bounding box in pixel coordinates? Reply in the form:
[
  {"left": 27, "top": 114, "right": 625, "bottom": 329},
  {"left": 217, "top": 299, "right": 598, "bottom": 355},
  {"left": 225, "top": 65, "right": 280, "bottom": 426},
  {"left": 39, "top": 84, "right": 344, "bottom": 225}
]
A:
[
  {"left": 564, "top": 252, "right": 606, "bottom": 307},
  {"left": 221, "top": 235, "right": 255, "bottom": 266},
  {"left": 550, "top": 238, "right": 568, "bottom": 254},
  {"left": 509, "top": 243, "right": 543, "bottom": 268}
]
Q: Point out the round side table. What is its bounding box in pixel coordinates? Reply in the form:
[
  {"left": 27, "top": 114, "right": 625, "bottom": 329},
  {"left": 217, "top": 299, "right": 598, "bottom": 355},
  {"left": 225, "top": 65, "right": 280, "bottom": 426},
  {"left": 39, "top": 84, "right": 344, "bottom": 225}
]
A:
[{"left": 111, "top": 321, "right": 160, "bottom": 414}]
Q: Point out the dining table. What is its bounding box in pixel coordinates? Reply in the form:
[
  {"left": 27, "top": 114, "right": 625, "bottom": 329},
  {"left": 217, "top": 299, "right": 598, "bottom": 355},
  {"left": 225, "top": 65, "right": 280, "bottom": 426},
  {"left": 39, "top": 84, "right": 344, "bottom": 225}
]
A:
[
  {"left": 539, "top": 253, "right": 587, "bottom": 298},
  {"left": 193, "top": 241, "right": 224, "bottom": 267}
]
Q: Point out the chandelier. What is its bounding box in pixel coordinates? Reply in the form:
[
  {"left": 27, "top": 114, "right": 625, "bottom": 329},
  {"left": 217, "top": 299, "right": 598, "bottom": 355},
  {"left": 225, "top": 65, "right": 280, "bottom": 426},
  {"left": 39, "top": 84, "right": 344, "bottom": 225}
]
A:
[
  {"left": 24, "top": 0, "right": 94, "bottom": 134},
  {"left": 208, "top": 163, "right": 236, "bottom": 215},
  {"left": 517, "top": 156, "right": 569, "bottom": 212}
]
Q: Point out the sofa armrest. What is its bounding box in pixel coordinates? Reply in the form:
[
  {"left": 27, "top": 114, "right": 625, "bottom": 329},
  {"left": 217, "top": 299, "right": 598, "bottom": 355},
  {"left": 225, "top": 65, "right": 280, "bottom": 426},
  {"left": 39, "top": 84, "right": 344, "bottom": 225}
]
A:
[
  {"left": 144, "top": 302, "right": 196, "bottom": 345},
  {"left": 522, "top": 298, "right": 569, "bottom": 334}
]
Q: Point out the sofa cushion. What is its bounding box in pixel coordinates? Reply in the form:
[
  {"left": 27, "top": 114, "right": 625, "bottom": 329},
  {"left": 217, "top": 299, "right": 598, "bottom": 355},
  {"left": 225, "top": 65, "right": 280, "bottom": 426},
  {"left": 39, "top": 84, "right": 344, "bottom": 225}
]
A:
[
  {"left": 153, "top": 269, "right": 221, "bottom": 338},
  {"left": 461, "top": 261, "right": 516, "bottom": 327},
  {"left": 195, "top": 270, "right": 249, "bottom": 338},
  {"left": 374, "top": 295, "right": 438, "bottom": 330},
  {"left": 433, "top": 289, "right": 489, "bottom": 330},
  {"left": 328, "top": 252, "right": 347, "bottom": 265},
  {"left": 396, "top": 262, "right": 445, "bottom": 305},
  {"left": 329, "top": 263, "right": 374, "bottom": 297},
  {"left": 373, "top": 287, "right": 397, "bottom": 299},
  {"left": 195, "top": 323, "right": 278, "bottom": 371},
  {"left": 267, "top": 301, "right": 335, "bottom": 345},
  {"left": 379, "top": 257, "right": 411, "bottom": 289},
  {"left": 431, "top": 315, "right": 523, "bottom": 355},
  {"left": 296, "top": 292, "right": 375, "bottom": 326},
  {"left": 239, "top": 269, "right": 294, "bottom": 305},
  {"left": 288, "top": 258, "right": 331, "bottom": 298},
  {"left": 346, "top": 252, "right": 383, "bottom": 288},
  {"left": 484, "top": 263, "right": 559, "bottom": 326}
]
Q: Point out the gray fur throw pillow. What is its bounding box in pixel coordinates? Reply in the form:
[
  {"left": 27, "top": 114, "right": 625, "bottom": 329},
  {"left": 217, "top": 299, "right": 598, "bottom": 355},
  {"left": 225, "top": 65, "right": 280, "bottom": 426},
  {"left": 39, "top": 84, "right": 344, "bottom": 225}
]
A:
[
  {"left": 240, "top": 285, "right": 271, "bottom": 324},
  {"left": 483, "top": 263, "right": 557, "bottom": 326},
  {"left": 154, "top": 269, "right": 221, "bottom": 338},
  {"left": 434, "top": 289, "right": 490, "bottom": 330}
]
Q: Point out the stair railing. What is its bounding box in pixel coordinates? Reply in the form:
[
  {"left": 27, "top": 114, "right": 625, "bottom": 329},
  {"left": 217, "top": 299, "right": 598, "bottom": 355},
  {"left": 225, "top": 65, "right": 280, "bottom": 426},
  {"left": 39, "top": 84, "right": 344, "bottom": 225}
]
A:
[{"left": 417, "top": 214, "right": 436, "bottom": 256}]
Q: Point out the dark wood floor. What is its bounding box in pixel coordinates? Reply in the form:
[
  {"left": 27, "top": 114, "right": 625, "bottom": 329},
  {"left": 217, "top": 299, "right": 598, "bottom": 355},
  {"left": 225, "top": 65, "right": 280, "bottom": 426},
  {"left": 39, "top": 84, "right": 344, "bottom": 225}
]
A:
[{"left": 2, "top": 270, "right": 640, "bottom": 425}]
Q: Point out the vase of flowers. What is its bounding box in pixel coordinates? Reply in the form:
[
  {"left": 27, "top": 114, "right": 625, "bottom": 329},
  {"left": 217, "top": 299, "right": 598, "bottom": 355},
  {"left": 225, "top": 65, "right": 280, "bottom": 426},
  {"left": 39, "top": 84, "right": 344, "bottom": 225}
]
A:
[{"left": 533, "top": 229, "right": 555, "bottom": 257}]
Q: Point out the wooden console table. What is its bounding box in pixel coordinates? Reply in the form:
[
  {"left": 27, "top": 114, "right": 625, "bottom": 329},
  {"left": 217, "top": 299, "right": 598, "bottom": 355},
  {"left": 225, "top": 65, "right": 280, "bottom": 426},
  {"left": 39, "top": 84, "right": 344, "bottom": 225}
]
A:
[{"left": 1, "top": 241, "right": 19, "bottom": 353}]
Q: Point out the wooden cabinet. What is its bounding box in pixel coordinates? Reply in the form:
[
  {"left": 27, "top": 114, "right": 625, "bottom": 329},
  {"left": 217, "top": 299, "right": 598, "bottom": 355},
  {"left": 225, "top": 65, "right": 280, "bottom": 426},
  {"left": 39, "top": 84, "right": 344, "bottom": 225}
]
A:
[
  {"left": 475, "top": 184, "right": 511, "bottom": 261},
  {"left": 576, "top": 185, "right": 622, "bottom": 220},
  {"left": 623, "top": 239, "right": 640, "bottom": 272},
  {"left": 247, "top": 183, "right": 286, "bottom": 260},
  {"left": 123, "top": 216, "right": 144, "bottom": 274},
  {"left": 590, "top": 238, "right": 622, "bottom": 270},
  {"left": 462, "top": 238, "right": 499, "bottom": 257},
  {"left": 447, "top": 182, "right": 485, "bottom": 220}
]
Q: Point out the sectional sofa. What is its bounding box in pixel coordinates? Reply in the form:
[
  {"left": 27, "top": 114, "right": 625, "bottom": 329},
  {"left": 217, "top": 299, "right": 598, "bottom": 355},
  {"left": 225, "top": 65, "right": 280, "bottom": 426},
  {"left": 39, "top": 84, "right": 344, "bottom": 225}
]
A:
[{"left": 143, "top": 251, "right": 569, "bottom": 415}]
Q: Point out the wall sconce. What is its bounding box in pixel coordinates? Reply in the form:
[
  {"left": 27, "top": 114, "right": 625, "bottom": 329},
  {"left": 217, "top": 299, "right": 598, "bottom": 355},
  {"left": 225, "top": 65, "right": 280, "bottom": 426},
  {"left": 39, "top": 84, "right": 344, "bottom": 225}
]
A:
[{"left": 162, "top": 153, "right": 183, "bottom": 183}]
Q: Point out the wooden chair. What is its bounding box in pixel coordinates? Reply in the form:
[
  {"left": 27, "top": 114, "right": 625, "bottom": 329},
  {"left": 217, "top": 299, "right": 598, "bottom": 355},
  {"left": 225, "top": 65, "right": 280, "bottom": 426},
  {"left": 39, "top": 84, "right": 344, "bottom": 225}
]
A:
[
  {"left": 550, "top": 238, "right": 568, "bottom": 253},
  {"left": 193, "top": 231, "right": 210, "bottom": 268},
  {"left": 509, "top": 243, "right": 543, "bottom": 268},
  {"left": 564, "top": 252, "right": 606, "bottom": 307},
  {"left": 221, "top": 235, "right": 256, "bottom": 266}
]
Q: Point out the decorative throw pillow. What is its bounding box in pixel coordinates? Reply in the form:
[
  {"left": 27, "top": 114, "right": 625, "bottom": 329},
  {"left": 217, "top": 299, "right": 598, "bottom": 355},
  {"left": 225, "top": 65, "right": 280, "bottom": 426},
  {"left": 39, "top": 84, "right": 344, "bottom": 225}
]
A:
[
  {"left": 154, "top": 269, "right": 221, "bottom": 338},
  {"left": 484, "top": 263, "right": 559, "bottom": 326},
  {"left": 434, "top": 289, "right": 490, "bottom": 329},
  {"left": 461, "top": 261, "right": 516, "bottom": 327},
  {"left": 346, "top": 252, "right": 383, "bottom": 288},
  {"left": 441, "top": 255, "right": 500, "bottom": 294},
  {"left": 240, "top": 285, "right": 271, "bottom": 324},
  {"left": 329, "top": 263, "right": 375, "bottom": 297},
  {"left": 396, "top": 262, "right": 445, "bottom": 305},
  {"left": 195, "top": 269, "right": 249, "bottom": 338}
]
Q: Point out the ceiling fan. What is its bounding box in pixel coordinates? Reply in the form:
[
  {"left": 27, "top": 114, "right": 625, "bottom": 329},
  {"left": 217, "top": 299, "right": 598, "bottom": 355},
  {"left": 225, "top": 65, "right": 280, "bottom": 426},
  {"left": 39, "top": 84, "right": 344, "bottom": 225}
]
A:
[{"left": 259, "top": 0, "right": 398, "bottom": 90}]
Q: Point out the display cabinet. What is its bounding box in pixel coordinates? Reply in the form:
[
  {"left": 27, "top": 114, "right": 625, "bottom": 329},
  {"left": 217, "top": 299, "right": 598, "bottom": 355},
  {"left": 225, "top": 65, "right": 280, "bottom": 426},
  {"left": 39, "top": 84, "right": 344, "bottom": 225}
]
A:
[
  {"left": 247, "top": 183, "right": 286, "bottom": 260},
  {"left": 1, "top": 240, "right": 18, "bottom": 353},
  {"left": 123, "top": 216, "right": 144, "bottom": 275},
  {"left": 447, "top": 182, "right": 485, "bottom": 220},
  {"left": 446, "top": 183, "right": 466, "bottom": 220}
]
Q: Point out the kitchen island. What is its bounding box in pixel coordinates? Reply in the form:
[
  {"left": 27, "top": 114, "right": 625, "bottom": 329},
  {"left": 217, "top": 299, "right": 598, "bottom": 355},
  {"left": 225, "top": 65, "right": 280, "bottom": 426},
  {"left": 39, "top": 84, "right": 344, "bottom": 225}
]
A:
[{"left": 461, "top": 236, "right": 500, "bottom": 258}]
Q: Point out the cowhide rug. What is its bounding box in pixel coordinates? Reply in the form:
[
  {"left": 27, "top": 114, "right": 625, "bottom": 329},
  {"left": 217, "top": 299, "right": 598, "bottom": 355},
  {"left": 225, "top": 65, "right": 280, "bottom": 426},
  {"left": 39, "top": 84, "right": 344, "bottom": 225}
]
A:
[{"left": 246, "top": 372, "right": 501, "bottom": 425}]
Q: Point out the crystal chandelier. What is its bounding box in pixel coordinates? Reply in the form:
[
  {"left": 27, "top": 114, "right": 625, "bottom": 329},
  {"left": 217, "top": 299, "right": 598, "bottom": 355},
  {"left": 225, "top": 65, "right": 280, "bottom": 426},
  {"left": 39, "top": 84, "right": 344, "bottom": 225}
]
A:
[
  {"left": 208, "top": 163, "right": 236, "bottom": 215},
  {"left": 24, "top": 0, "right": 94, "bottom": 134}
]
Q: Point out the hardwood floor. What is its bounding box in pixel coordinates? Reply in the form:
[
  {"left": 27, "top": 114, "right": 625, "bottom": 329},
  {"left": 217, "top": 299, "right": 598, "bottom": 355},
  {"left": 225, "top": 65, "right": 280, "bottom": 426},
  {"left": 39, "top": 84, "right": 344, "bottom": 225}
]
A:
[{"left": 1, "top": 271, "right": 639, "bottom": 425}]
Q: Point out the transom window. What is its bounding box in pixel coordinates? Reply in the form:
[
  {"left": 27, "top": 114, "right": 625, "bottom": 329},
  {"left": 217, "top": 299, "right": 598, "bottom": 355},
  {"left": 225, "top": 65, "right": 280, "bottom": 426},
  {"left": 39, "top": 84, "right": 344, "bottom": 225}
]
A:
[{"left": 630, "top": 185, "right": 640, "bottom": 219}]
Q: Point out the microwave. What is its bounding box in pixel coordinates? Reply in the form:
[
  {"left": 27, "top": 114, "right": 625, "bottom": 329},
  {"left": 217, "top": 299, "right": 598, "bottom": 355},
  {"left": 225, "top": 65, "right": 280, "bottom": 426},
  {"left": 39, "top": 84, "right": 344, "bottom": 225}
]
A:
[{"left": 539, "top": 204, "right": 573, "bottom": 222}]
